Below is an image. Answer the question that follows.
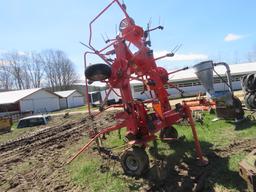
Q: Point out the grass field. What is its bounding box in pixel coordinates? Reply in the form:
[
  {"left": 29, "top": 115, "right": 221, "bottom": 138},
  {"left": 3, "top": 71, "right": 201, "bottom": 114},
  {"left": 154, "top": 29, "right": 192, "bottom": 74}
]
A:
[{"left": 67, "top": 112, "right": 255, "bottom": 192}]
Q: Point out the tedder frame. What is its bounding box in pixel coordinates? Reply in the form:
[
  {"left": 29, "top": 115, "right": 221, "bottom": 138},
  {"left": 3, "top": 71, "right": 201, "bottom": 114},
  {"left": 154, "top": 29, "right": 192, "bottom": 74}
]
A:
[{"left": 68, "top": 0, "right": 208, "bottom": 176}]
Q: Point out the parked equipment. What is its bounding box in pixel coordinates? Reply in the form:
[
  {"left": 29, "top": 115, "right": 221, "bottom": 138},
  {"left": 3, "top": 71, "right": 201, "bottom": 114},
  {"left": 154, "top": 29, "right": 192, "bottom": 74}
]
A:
[
  {"left": 239, "top": 149, "right": 256, "bottom": 192},
  {"left": 68, "top": 0, "right": 208, "bottom": 176},
  {"left": 242, "top": 73, "right": 256, "bottom": 110},
  {"left": 0, "top": 117, "right": 12, "bottom": 134},
  {"left": 193, "top": 60, "right": 244, "bottom": 120}
]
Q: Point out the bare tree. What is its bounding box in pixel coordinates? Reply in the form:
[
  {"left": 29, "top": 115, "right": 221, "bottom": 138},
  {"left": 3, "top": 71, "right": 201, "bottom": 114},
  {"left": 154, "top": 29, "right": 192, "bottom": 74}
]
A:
[
  {"left": 41, "top": 50, "right": 77, "bottom": 91},
  {"left": 0, "top": 50, "right": 77, "bottom": 91},
  {"left": 0, "top": 59, "right": 13, "bottom": 90},
  {"left": 26, "top": 52, "right": 45, "bottom": 88},
  {"left": 247, "top": 44, "right": 256, "bottom": 62},
  {"left": 3, "top": 52, "right": 27, "bottom": 89}
]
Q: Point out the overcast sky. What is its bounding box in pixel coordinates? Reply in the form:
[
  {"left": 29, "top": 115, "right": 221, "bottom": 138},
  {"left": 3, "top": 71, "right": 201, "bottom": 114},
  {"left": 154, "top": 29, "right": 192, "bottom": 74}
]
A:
[{"left": 1, "top": 0, "right": 256, "bottom": 78}]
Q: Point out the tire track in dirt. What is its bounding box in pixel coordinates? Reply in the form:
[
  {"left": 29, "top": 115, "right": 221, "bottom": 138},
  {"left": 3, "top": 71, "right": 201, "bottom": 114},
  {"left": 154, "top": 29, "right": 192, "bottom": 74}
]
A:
[
  {"left": 0, "top": 111, "right": 117, "bottom": 192},
  {"left": 214, "top": 138, "right": 256, "bottom": 157}
]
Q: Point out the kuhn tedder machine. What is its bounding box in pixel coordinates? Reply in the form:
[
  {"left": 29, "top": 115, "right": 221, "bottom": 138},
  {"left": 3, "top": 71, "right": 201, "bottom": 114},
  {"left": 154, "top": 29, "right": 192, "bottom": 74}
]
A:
[{"left": 68, "top": 0, "right": 208, "bottom": 176}]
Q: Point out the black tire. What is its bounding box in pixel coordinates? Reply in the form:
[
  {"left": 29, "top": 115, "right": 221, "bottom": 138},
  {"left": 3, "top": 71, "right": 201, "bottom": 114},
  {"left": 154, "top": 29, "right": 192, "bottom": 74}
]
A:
[
  {"left": 160, "top": 126, "right": 178, "bottom": 143},
  {"left": 245, "top": 93, "right": 255, "bottom": 109},
  {"left": 85, "top": 63, "right": 111, "bottom": 81},
  {"left": 249, "top": 94, "right": 256, "bottom": 109},
  {"left": 252, "top": 75, "right": 256, "bottom": 91},
  {"left": 233, "top": 96, "right": 244, "bottom": 120},
  {"left": 241, "top": 75, "right": 247, "bottom": 89},
  {"left": 120, "top": 147, "right": 149, "bottom": 176},
  {"left": 244, "top": 93, "right": 252, "bottom": 109},
  {"left": 244, "top": 74, "right": 255, "bottom": 92}
]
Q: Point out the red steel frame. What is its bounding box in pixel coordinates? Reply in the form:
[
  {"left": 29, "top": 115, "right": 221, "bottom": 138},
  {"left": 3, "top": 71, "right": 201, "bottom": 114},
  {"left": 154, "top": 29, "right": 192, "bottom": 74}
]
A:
[{"left": 69, "top": 0, "right": 208, "bottom": 165}]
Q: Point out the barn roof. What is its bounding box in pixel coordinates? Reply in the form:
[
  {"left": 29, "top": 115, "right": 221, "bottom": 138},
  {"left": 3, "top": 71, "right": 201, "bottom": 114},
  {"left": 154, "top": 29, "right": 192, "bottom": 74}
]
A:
[
  {"left": 0, "top": 88, "right": 42, "bottom": 105},
  {"left": 54, "top": 90, "right": 77, "bottom": 98},
  {"left": 170, "top": 62, "right": 256, "bottom": 82},
  {"left": 74, "top": 62, "right": 256, "bottom": 86}
]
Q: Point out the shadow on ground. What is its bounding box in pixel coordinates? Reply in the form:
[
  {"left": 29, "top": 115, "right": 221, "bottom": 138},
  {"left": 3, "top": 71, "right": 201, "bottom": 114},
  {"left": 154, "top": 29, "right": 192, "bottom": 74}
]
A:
[
  {"left": 125, "top": 138, "right": 248, "bottom": 192},
  {"left": 228, "top": 118, "right": 256, "bottom": 130}
]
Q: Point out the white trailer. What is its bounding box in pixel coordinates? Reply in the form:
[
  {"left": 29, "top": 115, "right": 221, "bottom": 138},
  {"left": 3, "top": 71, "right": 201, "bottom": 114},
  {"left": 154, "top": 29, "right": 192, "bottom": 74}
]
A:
[{"left": 88, "top": 89, "right": 121, "bottom": 106}]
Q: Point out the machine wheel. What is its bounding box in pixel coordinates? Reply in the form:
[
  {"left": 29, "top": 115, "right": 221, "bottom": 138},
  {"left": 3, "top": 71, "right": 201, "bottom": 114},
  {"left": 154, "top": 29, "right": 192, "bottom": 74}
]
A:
[
  {"left": 120, "top": 147, "right": 149, "bottom": 176},
  {"left": 244, "top": 93, "right": 252, "bottom": 109},
  {"left": 233, "top": 96, "right": 245, "bottom": 120},
  {"left": 85, "top": 63, "right": 111, "bottom": 81},
  {"left": 241, "top": 75, "right": 247, "bottom": 90},
  {"left": 160, "top": 126, "right": 178, "bottom": 143},
  {"left": 244, "top": 74, "right": 256, "bottom": 92}
]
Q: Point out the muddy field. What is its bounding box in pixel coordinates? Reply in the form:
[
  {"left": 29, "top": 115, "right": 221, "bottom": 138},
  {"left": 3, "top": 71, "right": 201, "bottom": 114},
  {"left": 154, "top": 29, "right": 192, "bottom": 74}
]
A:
[
  {"left": 0, "top": 110, "right": 255, "bottom": 192},
  {"left": 0, "top": 112, "right": 116, "bottom": 192}
]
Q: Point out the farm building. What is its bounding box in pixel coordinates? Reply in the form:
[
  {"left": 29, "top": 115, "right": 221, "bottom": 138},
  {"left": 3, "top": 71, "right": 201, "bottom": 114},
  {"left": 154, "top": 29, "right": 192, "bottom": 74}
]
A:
[
  {"left": 55, "top": 90, "right": 85, "bottom": 109},
  {"left": 0, "top": 88, "right": 60, "bottom": 115},
  {"left": 75, "top": 62, "right": 256, "bottom": 102},
  {"left": 130, "top": 62, "right": 256, "bottom": 99}
]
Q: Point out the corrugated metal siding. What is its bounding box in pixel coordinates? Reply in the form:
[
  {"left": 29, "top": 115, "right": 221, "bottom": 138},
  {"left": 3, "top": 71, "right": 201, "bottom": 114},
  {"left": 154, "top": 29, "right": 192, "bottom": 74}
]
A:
[
  {"left": 59, "top": 98, "right": 68, "bottom": 109},
  {"left": 66, "top": 91, "right": 85, "bottom": 108},
  {"left": 20, "top": 90, "right": 60, "bottom": 113}
]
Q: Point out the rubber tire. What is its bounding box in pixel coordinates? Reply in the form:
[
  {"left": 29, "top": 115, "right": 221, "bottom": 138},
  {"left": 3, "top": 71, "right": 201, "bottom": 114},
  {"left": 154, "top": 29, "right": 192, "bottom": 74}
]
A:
[
  {"left": 85, "top": 63, "right": 111, "bottom": 81},
  {"left": 120, "top": 147, "right": 149, "bottom": 177},
  {"left": 160, "top": 126, "right": 178, "bottom": 143},
  {"left": 245, "top": 93, "right": 256, "bottom": 109},
  {"left": 249, "top": 94, "right": 256, "bottom": 109},
  {"left": 233, "top": 96, "right": 244, "bottom": 120},
  {"left": 241, "top": 75, "right": 247, "bottom": 90},
  {"left": 244, "top": 93, "right": 252, "bottom": 109},
  {"left": 244, "top": 74, "right": 255, "bottom": 92}
]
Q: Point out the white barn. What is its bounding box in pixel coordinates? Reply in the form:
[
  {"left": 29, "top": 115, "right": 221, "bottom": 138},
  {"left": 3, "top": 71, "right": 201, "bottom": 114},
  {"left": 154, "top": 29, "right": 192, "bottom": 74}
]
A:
[
  {"left": 55, "top": 90, "right": 85, "bottom": 109},
  {"left": 0, "top": 88, "right": 60, "bottom": 115},
  {"left": 74, "top": 62, "right": 256, "bottom": 102},
  {"left": 131, "top": 62, "right": 256, "bottom": 99}
]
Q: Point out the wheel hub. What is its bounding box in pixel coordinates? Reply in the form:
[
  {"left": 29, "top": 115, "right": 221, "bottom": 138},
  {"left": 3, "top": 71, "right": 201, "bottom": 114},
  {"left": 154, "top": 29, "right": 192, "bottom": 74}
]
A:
[{"left": 126, "top": 156, "right": 139, "bottom": 171}]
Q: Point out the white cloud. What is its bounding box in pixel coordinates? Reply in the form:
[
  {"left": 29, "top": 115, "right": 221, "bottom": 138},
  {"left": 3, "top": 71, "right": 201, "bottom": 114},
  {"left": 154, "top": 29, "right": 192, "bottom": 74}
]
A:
[
  {"left": 224, "top": 33, "right": 243, "bottom": 42},
  {"left": 154, "top": 51, "right": 208, "bottom": 61},
  {"left": 0, "top": 50, "right": 29, "bottom": 56},
  {"left": 17, "top": 51, "right": 28, "bottom": 56}
]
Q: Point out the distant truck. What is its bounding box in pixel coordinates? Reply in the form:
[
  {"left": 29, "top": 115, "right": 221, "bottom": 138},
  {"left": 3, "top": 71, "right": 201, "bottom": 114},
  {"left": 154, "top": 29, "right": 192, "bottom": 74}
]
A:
[{"left": 17, "top": 114, "right": 51, "bottom": 128}]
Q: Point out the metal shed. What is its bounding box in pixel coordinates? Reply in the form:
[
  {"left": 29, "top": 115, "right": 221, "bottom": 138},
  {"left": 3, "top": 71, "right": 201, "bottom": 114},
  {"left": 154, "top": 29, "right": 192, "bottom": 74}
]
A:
[
  {"left": 0, "top": 88, "right": 60, "bottom": 115},
  {"left": 54, "top": 90, "right": 85, "bottom": 109}
]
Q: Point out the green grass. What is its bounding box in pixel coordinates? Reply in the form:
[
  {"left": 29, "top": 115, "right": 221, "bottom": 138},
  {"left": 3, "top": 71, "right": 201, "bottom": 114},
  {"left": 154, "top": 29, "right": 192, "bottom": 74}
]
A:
[
  {"left": 69, "top": 155, "right": 129, "bottom": 192},
  {"left": 66, "top": 131, "right": 134, "bottom": 192},
  {"left": 50, "top": 105, "right": 95, "bottom": 114},
  {"left": 68, "top": 112, "right": 255, "bottom": 192},
  {"left": 0, "top": 123, "right": 38, "bottom": 143}
]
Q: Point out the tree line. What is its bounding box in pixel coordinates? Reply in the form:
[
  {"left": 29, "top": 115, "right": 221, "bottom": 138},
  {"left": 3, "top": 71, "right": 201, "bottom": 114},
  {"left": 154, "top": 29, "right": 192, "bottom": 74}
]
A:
[{"left": 0, "top": 50, "right": 78, "bottom": 91}]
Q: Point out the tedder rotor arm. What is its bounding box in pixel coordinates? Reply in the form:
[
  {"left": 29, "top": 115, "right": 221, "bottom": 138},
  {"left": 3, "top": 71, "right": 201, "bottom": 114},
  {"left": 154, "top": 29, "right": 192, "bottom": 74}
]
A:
[
  {"left": 88, "top": 0, "right": 130, "bottom": 50},
  {"left": 67, "top": 121, "right": 126, "bottom": 164}
]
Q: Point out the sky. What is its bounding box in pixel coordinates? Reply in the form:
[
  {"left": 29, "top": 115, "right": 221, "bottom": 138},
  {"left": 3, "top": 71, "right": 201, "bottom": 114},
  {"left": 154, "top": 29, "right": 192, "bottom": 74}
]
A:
[{"left": 1, "top": 0, "right": 256, "bottom": 78}]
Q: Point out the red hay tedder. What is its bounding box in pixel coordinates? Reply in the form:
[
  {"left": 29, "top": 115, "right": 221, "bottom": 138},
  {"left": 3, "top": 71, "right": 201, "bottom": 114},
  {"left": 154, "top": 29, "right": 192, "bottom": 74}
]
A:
[{"left": 68, "top": 0, "right": 208, "bottom": 176}]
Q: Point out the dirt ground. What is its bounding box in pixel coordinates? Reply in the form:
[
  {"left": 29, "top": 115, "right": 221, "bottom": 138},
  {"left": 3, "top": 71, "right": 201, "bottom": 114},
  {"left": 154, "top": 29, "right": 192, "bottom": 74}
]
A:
[
  {"left": 0, "top": 112, "right": 116, "bottom": 192},
  {"left": 0, "top": 109, "right": 255, "bottom": 192}
]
